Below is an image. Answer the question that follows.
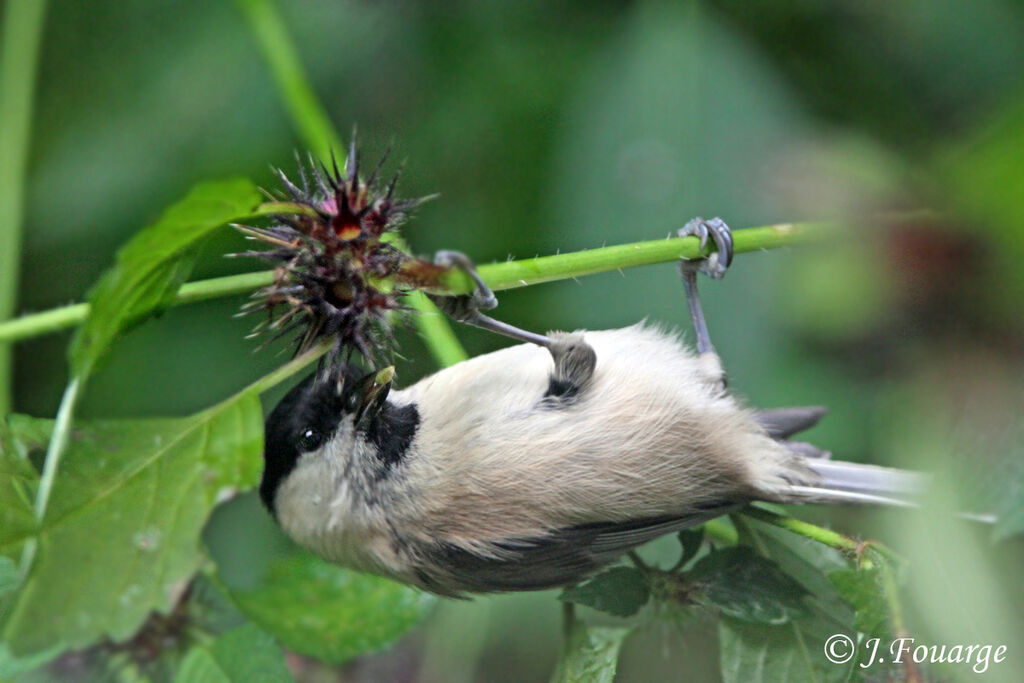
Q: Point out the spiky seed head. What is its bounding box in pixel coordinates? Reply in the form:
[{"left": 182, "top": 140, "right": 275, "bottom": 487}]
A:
[{"left": 234, "top": 136, "right": 436, "bottom": 369}]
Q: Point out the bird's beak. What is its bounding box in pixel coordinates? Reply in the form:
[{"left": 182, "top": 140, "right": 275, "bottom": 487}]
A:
[{"left": 356, "top": 366, "right": 394, "bottom": 426}]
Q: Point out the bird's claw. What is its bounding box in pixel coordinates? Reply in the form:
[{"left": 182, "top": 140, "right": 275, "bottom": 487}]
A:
[
  {"left": 430, "top": 250, "right": 552, "bottom": 347},
  {"left": 433, "top": 250, "right": 498, "bottom": 312},
  {"left": 677, "top": 217, "right": 733, "bottom": 280}
]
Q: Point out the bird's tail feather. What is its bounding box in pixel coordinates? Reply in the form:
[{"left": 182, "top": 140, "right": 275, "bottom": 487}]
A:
[
  {"left": 795, "top": 459, "right": 925, "bottom": 507},
  {"left": 757, "top": 406, "right": 923, "bottom": 506},
  {"left": 758, "top": 406, "right": 993, "bottom": 521}
]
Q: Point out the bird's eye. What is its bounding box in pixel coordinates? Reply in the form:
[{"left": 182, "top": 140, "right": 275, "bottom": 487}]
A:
[{"left": 298, "top": 427, "right": 323, "bottom": 452}]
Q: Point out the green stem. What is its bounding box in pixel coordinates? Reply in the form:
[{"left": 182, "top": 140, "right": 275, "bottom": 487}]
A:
[
  {"left": 235, "top": 0, "right": 465, "bottom": 366},
  {"left": 405, "top": 291, "right": 469, "bottom": 366},
  {"left": 0, "top": 0, "right": 48, "bottom": 415},
  {"left": 436, "top": 220, "right": 830, "bottom": 295},
  {"left": 234, "top": 0, "right": 343, "bottom": 162},
  {"left": 742, "top": 505, "right": 898, "bottom": 565},
  {"left": 241, "top": 339, "right": 331, "bottom": 396},
  {"left": 18, "top": 376, "right": 80, "bottom": 579},
  {"left": 0, "top": 221, "right": 827, "bottom": 344},
  {"left": 703, "top": 518, "right": 739, "bottom": 545}
]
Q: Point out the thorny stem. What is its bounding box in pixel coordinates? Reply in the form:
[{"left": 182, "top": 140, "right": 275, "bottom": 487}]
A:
[
  {"left": 742, "top": 505, "right": 898, "bottom": 566},
  {"left": 0, "top": 221, "right": 828, "bottom": 344},
  {"left": 434, "top": 220, "right": 829, "bottom": 295}
]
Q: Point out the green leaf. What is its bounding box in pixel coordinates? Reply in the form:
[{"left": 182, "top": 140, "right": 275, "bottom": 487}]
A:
[
  {"left": 829, "top": 569, "right": 889, "bottom": 637},
  {"left": 993, "top": 498, "right": 1024, "bottom": 542},
  {"left": 719, "top": 521, "right": 865, "bottom": 682},
  {"left": 0, "top": 643, "right": 62, "bottom": 680},
  {"left": 991, "top": 428, "right": 1024, "bottom": 543},
  {"left": 69, "top": 177, "right": 261, "bottom": 378},
  {"left": 0, "top": 418, "right": 42, "bottom": 553},
  {"left": 737, "top": 519, "right": 855, "bottom": 627},
  {"left": 188, "top": 573, "right": 249, "bottom": 637},
  {"left": 720, "top": 618, "right": 826, "bottom": 683},
  {"left": 559, "top": 567, "right": 650, "bottom": 617},
  {"left": 677, "top": 528, "right": 705, "bottom": 568},
  {"left": 690, "top": 546, "right": 808, "bottom": 625},
  {"left": 0, "top": 557, "right": 17, "bottom": 597},
  {"left": 230, "top": 552, "right": 435, "bottom": 664},
  {"left": 550, "top": 619, "right": 629, "bottom": 683},
  {"left": 3, "top": 414, "right": 52, "bottom": 458},
  {"left": 0, "top": 392, "right": 263, "bottom": 657},
  {"left": 174, "top": 624, "right": 292, "bottom": 683}
]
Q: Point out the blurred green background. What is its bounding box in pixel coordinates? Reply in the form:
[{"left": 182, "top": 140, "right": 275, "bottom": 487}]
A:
[{"left": 7, "top": 0, "right": 1024, "bottom": 680}]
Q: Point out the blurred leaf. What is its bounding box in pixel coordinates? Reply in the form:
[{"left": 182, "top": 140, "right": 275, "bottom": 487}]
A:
[
  {"left": 828, "top": 569, "right": 889, "bottom": 638},
  {"left": 720, "top": 618, "right": 846, "bottom": 683},
  {"left": 0, "top": 557, "right": 17, "bottom": 597},
  {"left": 3, "top": 415, "right": 52, "bottom": 457},
  {"left": 781, "top": 239, "right": 893, "bottom": 341},
  {"left": 174, "top": 623, "right": 292, "bottom": 683},
  {"left": 677, "top": 528, "right": 705, "bottom": 568},
  {"left": 230, "top": 552, "right": 435, "bottom": 665},
  {"left": 935, "top": 91, "right": 1024, "bottom": 326},
  {"left": 69, "top": 177, "right": 262, "bottom": 378},
  {"left": 550, "top": 619, "right": 629, "bottom": 683},
  {"left": 690, "top": 546, "right": 808, "bottom": 625},
  {"left": 992, "top": 426, "right": 1024, "bottom": 543},
  {"left": 559, "top": 567, "right": 650, "bottom": 617},
  {"left": 0, "top": 418, "right": 42, "bottom": 553},
  {"left": 188, "top": 573, "right": 248, "bottom": 637},
  {"left": 722, "top": 521, "right": 867, "bottom": 681},
  {"left": 0, "top": 392, "right": 263, "bottom": 657},
  {"left": 0, "top": 643, "right": 62, "bottom": 680},
  {"left": 994, "top": 501, "right": 1024, "bottom": 543},
  {"left": 738, "top": 520, "right": 851, "bottom": 614}
]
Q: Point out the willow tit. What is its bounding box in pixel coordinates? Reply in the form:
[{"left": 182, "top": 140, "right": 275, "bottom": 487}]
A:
[{"left": 259, "top": 218, "right": 918, "bottom": 595}]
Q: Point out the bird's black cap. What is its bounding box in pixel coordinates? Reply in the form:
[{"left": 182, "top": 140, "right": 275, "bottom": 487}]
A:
[{"left": 259, "top": 366, "right": 364, "bottom": 514}]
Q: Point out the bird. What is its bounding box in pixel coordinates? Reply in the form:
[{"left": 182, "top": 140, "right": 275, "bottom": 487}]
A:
[{"left": 258, "top": 217, "right": 919, "bottom": 596}]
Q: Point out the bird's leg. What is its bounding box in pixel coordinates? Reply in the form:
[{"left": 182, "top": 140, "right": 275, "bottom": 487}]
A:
[
  {"left": 429, "top": 250, "right": 552, "bottom": 347},
  {"left": 543, "top": 332, "right": 597, "bottom": 403},
  {"left": 430, "top": 251, "right": 597, "bottom": 397},
  {"left": 676, "top": 217, "right": 734, "bottom": 391}
]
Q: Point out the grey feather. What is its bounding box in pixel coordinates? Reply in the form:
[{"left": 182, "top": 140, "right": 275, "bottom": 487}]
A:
[
  {"left": 415, "top": 502, "right": 743, "bottom": 594},
  {"left": 786, "top": 459, "right": 925, "bottom": 507},
  {"left": 756, "top": 406, "right": 828, "bottom": 439},
  {"left": 781, "top": 440, "right": 831, "bottom": 459},
  {"left": 807, "top": 459, "right": 923, "bottom": 497}
]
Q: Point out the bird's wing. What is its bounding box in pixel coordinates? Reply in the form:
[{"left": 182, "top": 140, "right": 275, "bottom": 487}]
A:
[{"left": 413, "top": 501, "right": 743, "bottom": 595}]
